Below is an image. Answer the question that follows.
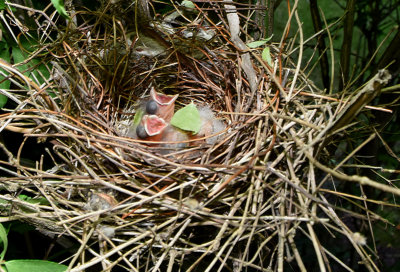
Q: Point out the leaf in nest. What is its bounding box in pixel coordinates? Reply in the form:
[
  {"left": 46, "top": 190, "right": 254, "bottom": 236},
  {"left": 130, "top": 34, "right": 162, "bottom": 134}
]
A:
[
  {"left": 18, "top": 195, "right": 50, "bottom": 205},
  {"left": 51, "top": 0, "right": 71, "bottom": 20},
  {"left": 171, "top": 102, "right": 201, "bottom": 134},
  {"left": 133, "top": 108, "right": 144, "bottom": 126},
  {"left": 181, "top": 0, "right": 195, "bottom": 9},
  {"left": 262, "top": 47, "right": 272, "bottom": 66},
  {"left": 246, "top": 35, "right": 273, "bottom": 49}
]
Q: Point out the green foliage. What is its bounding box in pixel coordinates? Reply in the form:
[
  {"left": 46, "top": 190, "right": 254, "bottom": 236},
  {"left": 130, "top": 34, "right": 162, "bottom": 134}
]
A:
[
  {"left": 181, "top": 0, "right": 195, "bottom": 9},
  {"left": 247, "top": 36, "right": 273, "bottom": 66},
  {"left": 0, "top": 41, "right": 11, "bottom": 108},
  {"left": 13, "top": 37, "right": 51, "bottom": 83},
  {"left": 18, "top": 195, "right": 50, "bottom": 206},
  {"left": 51, "top": 0, "right": 70, "bottom": 20},
  {"left": 0, "top": 0, "right": 5, "bottom": 10},
  {"left": 246, "top": 36, "right": 272, "bottom": 48},
  {"left": 0, "top": 223, "right": 67, "bottom": 272},
  {"left": 262, "top": 47, "right": 272, "bottom": 66},
  {"left": 171, "top": 102, "right": 201, "bottom": 134},
  {"left": 3, "top": 260, "right": 67, "bottom": 272},
  {"left": 0, "top": 34, "right": 52, "bottom": 109},
  {"left": 0, "top": 223, "right": 8, "bottom": 261}
]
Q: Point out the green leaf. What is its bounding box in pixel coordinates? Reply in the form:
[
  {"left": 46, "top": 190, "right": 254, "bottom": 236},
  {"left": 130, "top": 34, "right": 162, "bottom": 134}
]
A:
[
  {"left": 246, "top": 35, "right": 273, "bottom": 49},
  {"left": 18, "top": 195, "right": 50, "bottom": 205},
  {"left": 12, "top": 45, "right": 51, "bottom": 85},
  {"left": 51, "top": 0, "right": 71, "bottom": 20},
  {"left": 0, "top": 0, "right": 5, "bottom": 11},
  {"left": 247, "top": 40, "right": 268, "bottom": 49},
  {"left": 12, "top": 46, "right": 29, "bottom": 76},
  {"left": 133, "top": 108, "right": 144, "bottom": 126},
  {"left": 262, "top": 47, "right": 272, "bottom": 66},
  {"left": 0, "top": 95, "right": 9, "bottom": 109},
  {"left": 3, "top": 260, "right": 67, "bottom": 272},
  {"left": 171, "top": 102, "right": 201, "bottom": 134},
  {"left": 181, "top": 0, "right": 195, "bottom": 9},
  {"left": 26, "top": 59, "right": 51, "bottom": 85},
  {"left": 0, "top": 41, "right": 10, "bottom": 108},
  {"left": 11, "top": 46, "right": 26, "bottom": 63},
  {"left": 0, "top": 223, "right": 8, "bottom": 261}
]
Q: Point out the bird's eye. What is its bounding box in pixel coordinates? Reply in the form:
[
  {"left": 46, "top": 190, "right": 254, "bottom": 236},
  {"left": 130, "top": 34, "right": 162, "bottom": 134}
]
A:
[
  {"left": 136, "top": 125, "right": 148, "bottom": 139},
  {"left": 145, "top": 100, "right": 158, "bottom": 114}
]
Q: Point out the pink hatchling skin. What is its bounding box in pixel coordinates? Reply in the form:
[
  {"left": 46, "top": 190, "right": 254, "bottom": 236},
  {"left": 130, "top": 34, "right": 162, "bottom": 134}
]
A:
[
  {"left": 149, "top": 87, "right": 178, "bottom": 122},
  {"left": 134, "top": 89, "right": 224, "bottom": 151}
]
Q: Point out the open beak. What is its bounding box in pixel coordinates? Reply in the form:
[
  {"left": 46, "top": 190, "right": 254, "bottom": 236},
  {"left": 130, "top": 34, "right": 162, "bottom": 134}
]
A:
[
  {"left": 149, "top": 87, "right": 178, "bottom": 122},
  {"left": 136, "top": 115, "right": 168, "bottom": 141}
]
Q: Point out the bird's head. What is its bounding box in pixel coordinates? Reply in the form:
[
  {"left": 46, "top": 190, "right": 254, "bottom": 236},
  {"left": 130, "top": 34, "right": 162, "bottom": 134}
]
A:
[
  {"left": 136, "top": 114, "right": 168, "bottom": 142},
  {"left": 148, "top": 87, "right": 178, "bottom": 122}
]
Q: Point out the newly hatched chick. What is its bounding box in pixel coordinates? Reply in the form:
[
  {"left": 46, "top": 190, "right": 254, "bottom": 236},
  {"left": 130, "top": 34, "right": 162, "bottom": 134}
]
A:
[
  {"left": 197, "top": 106, "right": 226, "bottom": 144},
  {"left": 127, "top": 93, "right": 225, "bottom": 155},
  {"left": 149, "top": 87, "right": 178, "bottom": 122},
  {"left": 136, "top": 115, "right": 168, "bottom": 142},
  {"left": 159, "top": 125, "right": 189, "bottom": 154},
  {"left": 128, "top": 88, "right": 178, "bottom": 139}
]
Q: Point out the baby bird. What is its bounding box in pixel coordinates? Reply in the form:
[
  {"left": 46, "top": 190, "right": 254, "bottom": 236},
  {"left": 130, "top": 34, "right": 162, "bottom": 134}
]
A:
[
  {"left": 136, "top": 116, "right": 189, "bottom": 154},
  {"left": 159, "top": 125, "right": 189, "bottom": 154},
  {"left": 148, "top": 87, "right": 178, "bottom": 122},
  {"left": 135, "top": 115, "right": 168, "bottom": 142},
  {"left": 197, "top": 105, "right": 226, "bottom": 144},
  {"left": 128, "top": 90, "right": 225, "bottom": 155},
  {"left": 128, "top": 88, "right": 178, "bottom": 140}
]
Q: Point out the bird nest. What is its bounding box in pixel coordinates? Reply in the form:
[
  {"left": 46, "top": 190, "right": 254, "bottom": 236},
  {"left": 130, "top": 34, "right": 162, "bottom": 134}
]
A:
[{"left": 0, "top": 1, "right": 397, "bottom": 271}]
